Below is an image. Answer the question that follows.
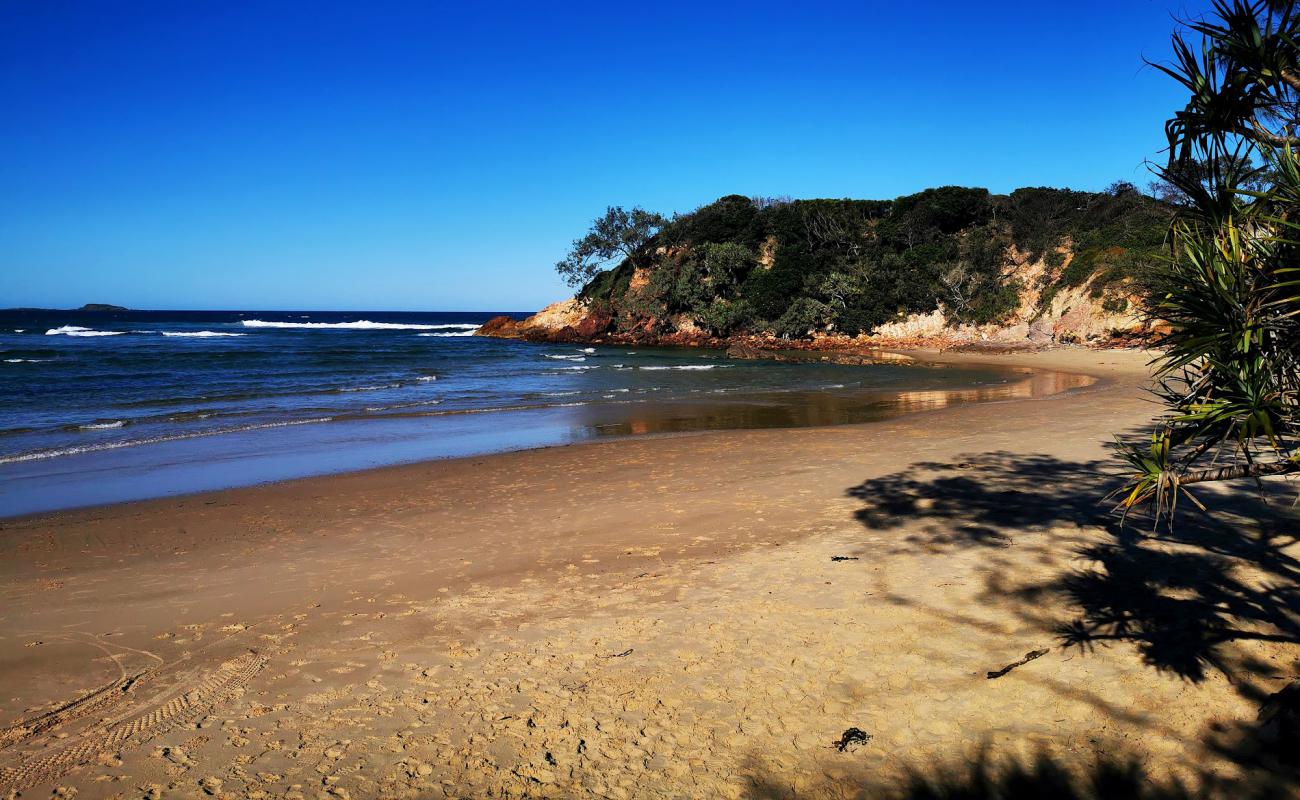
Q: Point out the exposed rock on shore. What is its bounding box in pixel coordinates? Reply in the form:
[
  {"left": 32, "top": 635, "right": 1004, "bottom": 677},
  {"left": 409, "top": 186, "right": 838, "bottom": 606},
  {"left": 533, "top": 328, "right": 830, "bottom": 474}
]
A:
[
  {"left": 478, "top": 300, "right": 612, "bottom": 343},
  {"left": 477, "top": 272, "right": 1156, "bottom": 352}
]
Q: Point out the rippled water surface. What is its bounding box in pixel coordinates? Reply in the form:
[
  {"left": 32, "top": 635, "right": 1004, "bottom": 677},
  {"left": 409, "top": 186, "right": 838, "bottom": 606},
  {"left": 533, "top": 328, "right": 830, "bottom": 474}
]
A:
[{"left": 0, "top": 309, "right": 1092, "bottom": 516}]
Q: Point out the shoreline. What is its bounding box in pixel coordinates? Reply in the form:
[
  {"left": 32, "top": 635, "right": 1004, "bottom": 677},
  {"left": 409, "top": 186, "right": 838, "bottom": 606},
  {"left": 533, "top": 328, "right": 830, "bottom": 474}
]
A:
[
  {"left": 4, "top": 347, "right": 1294, "bottom": 798},
  {"left": 0, "top": 347, "right": 1114, "bottom": 523}
]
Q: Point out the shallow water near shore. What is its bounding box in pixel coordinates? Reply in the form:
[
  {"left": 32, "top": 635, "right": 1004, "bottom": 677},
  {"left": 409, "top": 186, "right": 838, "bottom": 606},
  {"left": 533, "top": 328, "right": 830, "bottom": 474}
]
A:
[{"left": 0, "top": 309, "right": 1093, "bottom": 517}]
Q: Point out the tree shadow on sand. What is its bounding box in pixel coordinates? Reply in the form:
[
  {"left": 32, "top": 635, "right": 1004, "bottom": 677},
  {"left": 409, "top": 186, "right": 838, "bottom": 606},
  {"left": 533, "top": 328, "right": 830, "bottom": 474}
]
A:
[
  {"left": 831, "top": 448, "right": 1300, "bottom": 798},
  {"left": 846, "top": 449, "right": 1300, "bottom": 684},
  {"left": 743, "top": 741, "right": 1294, "bottom": 800}
]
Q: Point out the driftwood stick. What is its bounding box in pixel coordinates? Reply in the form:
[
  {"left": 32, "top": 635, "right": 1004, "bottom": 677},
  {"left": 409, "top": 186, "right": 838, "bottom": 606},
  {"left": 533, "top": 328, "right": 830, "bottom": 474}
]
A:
[{"left": 987, "top": 648, "right": 1049, "bottom": 679}]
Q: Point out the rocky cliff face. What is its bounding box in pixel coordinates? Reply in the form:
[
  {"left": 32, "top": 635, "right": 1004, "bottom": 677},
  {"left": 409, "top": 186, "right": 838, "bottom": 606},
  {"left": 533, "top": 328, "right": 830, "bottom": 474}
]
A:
[
  {"left": 479, "top": 242, "right": 1158, "bottom": 351},
  {"left": 862, "top": 245, "right": 1153, "bottom": 348}
]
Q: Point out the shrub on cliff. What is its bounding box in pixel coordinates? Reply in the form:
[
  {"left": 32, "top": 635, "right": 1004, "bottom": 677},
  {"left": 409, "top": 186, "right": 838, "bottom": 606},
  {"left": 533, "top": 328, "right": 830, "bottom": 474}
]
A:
[
  {"left": 876, "top": 186, "right": 993, "bottom": 248},
  {"left": 695, "top": 297, "right": 755, "bottom": 336},
  {"left": 773, "top": 297, "right": 835, "bottom": 338},
  {"left": 659, "top": 195, "right": 763, "bottom": 248}
]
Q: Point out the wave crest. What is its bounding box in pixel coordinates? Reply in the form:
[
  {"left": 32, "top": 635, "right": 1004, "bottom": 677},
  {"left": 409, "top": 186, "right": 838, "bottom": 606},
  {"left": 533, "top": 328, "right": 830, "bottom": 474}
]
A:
[
  {"left": 242, "top": 319, "right": 480, "bottom": 331},
  {"left": 46, "top": 326, "right": 124, "bottom": 337},
  {"left": 161, "top": 331, "right": 247, "bottom": 338}
]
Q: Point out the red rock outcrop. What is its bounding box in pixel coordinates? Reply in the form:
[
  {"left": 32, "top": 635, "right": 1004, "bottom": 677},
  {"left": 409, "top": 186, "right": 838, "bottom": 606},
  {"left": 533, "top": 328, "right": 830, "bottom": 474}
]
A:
[{"left": 476, "top": 315, "right": 523, "bottom": 338}]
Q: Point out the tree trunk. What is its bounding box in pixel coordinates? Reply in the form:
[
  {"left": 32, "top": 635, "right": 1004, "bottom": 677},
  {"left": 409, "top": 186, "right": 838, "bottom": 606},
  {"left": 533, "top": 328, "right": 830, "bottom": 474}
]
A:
[{"left": 1180, "top": 460, "right": 1299, "bottom": 485}]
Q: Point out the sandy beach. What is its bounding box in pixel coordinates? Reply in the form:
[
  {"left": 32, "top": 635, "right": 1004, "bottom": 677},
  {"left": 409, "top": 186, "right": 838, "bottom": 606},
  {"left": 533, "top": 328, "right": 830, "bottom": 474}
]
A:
[{"left": 2, "top": 348, "right": 1296, "bottom": 799}]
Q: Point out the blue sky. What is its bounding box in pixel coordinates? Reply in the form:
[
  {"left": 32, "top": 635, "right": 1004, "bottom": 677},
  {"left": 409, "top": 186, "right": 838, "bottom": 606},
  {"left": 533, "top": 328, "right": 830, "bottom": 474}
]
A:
[{"left": 2, "top": 1, "right": 1212, "bottom": 311}]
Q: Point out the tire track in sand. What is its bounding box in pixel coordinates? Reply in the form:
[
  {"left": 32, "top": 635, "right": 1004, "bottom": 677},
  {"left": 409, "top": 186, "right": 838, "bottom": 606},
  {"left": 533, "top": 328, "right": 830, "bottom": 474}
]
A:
[
  {"left": 0, "top": 670, "right": 151, "bottom": 751},
  {"left": 0, "top": 651, "right": 266, "bottom": 792}
]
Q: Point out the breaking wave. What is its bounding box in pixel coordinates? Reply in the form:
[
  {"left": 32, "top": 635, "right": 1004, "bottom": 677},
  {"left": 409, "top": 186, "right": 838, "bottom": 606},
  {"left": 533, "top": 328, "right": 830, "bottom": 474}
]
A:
[
  {"left": 242, "top": 319, "right": 479, "bottom": 331},
  {"left": 46, "top": 326, "right": 123, "bottom": 337}
]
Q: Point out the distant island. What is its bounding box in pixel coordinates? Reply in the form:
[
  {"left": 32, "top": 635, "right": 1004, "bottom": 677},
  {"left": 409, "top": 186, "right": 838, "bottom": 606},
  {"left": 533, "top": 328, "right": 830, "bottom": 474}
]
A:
[
  {"left": 0, "top": 303, "right": 129, "bottom": 313},
  {"left": 76, "top": 303, "right": 129, "bottom": 312},
  {"left": 480, "top": 185, "right": 1173, "bottom": 350}
]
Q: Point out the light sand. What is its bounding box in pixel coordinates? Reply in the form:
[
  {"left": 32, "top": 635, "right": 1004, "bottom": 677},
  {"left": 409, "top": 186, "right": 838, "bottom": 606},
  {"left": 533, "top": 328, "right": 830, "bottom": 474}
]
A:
[{"left": 1, "top": 348, "right": 1297, "bottom": 798}]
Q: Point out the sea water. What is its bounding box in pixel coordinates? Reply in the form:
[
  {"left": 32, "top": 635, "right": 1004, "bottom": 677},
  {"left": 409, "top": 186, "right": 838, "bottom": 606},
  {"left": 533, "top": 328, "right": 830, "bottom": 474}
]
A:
[{"left": 0, "top": 309, "right": 1089, "bottom": 516}]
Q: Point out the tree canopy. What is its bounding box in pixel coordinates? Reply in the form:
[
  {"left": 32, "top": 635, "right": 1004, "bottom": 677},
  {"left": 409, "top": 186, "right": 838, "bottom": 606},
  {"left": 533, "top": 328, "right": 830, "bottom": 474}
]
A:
[
  {"left": 555, "top": 206, "right": 667, "bottom": 288},
  {"left": 1115, "top": 0, "right": 1300, "bottom": 522}
]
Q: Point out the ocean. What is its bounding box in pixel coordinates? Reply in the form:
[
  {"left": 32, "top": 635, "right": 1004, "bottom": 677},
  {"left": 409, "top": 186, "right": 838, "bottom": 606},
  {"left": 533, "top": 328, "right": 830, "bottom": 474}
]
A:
[{"left": 0, "top": 309, "right": 1085, "bottom": 516}]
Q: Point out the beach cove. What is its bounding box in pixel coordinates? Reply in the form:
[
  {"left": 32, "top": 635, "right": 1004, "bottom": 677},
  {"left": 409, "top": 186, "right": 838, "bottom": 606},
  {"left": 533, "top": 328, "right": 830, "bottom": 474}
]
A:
[{"left": 1, "top": 348, "right": 1295, "bottom": 798}]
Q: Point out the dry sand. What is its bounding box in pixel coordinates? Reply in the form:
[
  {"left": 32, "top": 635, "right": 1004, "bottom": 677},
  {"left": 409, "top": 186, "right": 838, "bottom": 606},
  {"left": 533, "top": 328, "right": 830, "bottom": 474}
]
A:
[{"left": 1, "top": 348, "right": 1297, "bottom": 799}]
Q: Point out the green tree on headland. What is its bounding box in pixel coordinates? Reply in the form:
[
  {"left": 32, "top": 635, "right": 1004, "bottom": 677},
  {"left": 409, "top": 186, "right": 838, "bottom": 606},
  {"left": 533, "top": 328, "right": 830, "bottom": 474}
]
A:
[
  {"left": 555, "top": 206, "right": 667, "bottom": 288},
  {"left": 1115, "top": 0, "right": 1300, "bottom": 521}
]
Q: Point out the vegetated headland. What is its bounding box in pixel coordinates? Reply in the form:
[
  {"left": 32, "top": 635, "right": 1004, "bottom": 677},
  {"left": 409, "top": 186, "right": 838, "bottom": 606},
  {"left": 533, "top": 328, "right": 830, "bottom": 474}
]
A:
[{"left": 479, "top": 184, "right": 1173, "bottom": 353}]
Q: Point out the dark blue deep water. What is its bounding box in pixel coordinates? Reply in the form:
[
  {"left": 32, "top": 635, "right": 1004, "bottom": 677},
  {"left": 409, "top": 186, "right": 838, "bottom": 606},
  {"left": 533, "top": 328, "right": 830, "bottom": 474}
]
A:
[{"left": 0, "top": 309, "right": 1084, "bottom": 516}]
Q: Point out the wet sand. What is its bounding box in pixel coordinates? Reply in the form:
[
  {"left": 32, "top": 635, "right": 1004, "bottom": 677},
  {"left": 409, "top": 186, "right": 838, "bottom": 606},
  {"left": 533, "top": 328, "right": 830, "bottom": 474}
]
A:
[{"left": 1, "top": 348, "right": 1297, "bottom": 799}]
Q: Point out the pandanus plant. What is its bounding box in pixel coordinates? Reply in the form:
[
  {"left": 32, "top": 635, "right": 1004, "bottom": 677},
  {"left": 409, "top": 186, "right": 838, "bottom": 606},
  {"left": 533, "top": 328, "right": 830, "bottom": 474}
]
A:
[{"left": 1116, "top": 0, "right": 1300, "bottom": 525}]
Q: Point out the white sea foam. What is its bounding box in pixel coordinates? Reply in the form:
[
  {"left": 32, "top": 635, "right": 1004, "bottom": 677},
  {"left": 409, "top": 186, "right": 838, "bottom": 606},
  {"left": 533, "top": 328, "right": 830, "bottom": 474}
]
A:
[
  {"left": 544, "top": 354, "right": 586, "bottom": 361},
  {"left": 46, "top": 325, "right": 123, "bottom": 337},
  {"left": 556, "top": 365, "right": 598, "bottom": 371},
  {"left": 363, "top": 400, "right": 443, "bottom": 412},
  {"left": 638, "top": 364, "right": 729, "bottom": 371},
  {"left": 4, "top": 358, "right": 46, "bottom": 363},
  {"left": 161, "top": 331, "right": 248, "bottom": 338},
  {"left": 579, "top": 347, "right": 596, "bottom": 354},
  {"left": 416, "top": 375, "right": 437, "bottom": 382},
  {"left": 416, "top": 330, "right": 477, "bottom": 337},
  {"left": 14, "top": 329, "right": 24, "bottom": 333},
  {"left": 339, "top": 383, "right": 402, "bottom": 393},
  {"left": 242, "top": 319, "right": 478, "bottom": 331},
  {"left": 79, "top": 420, "right": 125, "bottom": 430}
]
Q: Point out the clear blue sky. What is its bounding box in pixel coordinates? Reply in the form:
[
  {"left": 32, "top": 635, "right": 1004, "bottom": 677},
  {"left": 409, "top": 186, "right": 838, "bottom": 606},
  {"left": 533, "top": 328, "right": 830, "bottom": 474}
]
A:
[{"left": 2, "top": 1, "right": 1212, "bottom": 311}]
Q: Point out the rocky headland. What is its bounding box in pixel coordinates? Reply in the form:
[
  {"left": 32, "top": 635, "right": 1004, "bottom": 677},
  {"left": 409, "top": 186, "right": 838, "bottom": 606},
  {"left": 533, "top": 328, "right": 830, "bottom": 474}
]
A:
[{"left": 478, "top": 188, "right": 1170, "bottom": 354}]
